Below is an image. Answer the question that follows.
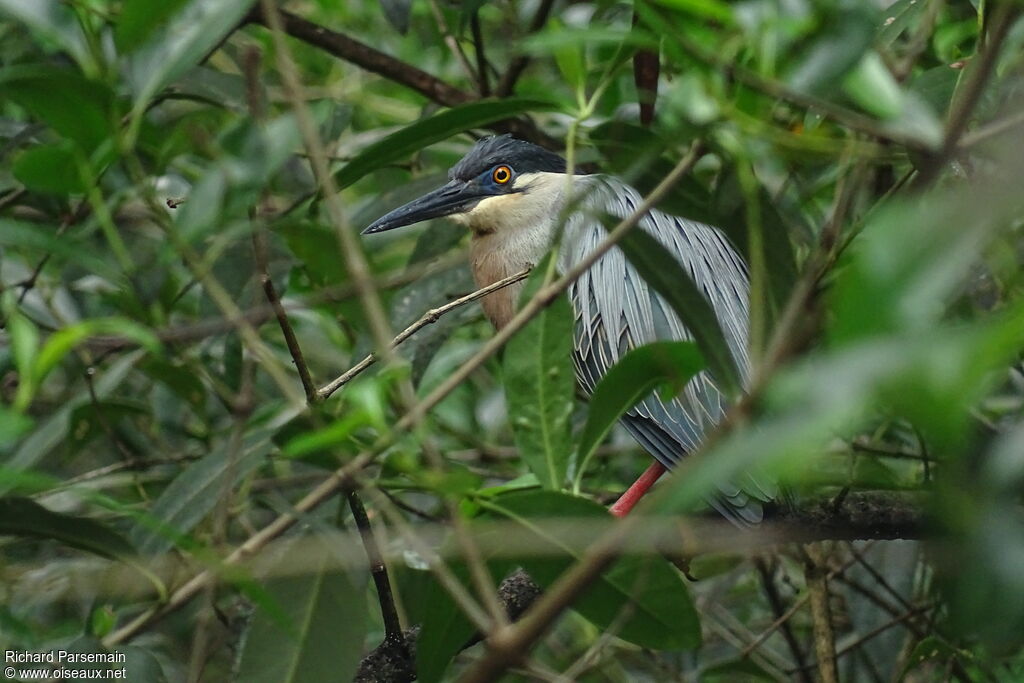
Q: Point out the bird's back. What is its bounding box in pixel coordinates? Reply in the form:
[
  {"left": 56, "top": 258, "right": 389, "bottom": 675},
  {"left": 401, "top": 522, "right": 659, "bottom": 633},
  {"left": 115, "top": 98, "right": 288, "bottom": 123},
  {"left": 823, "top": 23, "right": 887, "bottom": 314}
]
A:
[{"left": 560, "top": 175, "right": 776, "bottom": 525}]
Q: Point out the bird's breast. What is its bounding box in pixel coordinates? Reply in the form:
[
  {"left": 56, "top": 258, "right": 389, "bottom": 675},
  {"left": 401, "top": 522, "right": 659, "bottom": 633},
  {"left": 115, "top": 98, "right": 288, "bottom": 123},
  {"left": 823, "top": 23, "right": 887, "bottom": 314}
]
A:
[{"left": 469, "top": 227, "right": 551, "bottom": 330}]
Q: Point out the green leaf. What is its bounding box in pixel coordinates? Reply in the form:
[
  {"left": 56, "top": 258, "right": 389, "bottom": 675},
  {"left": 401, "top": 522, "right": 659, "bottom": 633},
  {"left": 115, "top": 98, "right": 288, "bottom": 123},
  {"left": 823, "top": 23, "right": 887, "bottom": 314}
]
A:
[
  {"left": 0, "top": 0, "right": 90, "bottom": 70},
  {"left": 1, "top": 65, "right": 114, "bottom": 152},
  {"left": 237, "top": 539, "right": 366, "bottom": 683},
  {"left": 130, "top": 429, "right": 273, "bottom": 555},
  {"left": 12, "top": 142, "right": 86, "bottom": 194},
  {"left": 282, "top": 412, "right": 373, "bottom": 459},
  {"left": 4, "top": 299, "right": 39, "bottom": 412},
  {"left": 35, "top": 318, "right": 161, "bottom": 386},
  {"left": 126, "top": 0, "right": 254, "bottom": 111},
  {"left": 408, "top": 562, "right": 481, "bottom": 683},
  {"left": 575, "top": 341, "right": 704, "bottom": 485},
  {"left": 787, "top": 7, "right": 876, "bottom": 96},
  {"left": 650, "top": 0, "right": 734, "bottom": 24},
  {"left": 504, "top": 260, "right": 576, "bottom": 489},
  {"left": 334, "top": 98, "right": 557, "bottom": 191},
  {"left": 0, "top": 407, "right": 33, "bottom": 448},
  {"left": 617, "top": 228, "right": 744, "bottom": 397},
  {"left": 843, "top": 52, "right": 904, "bottom": 120},
  {"left": 482, "top": 490, "right": 701, "bottom": 649},
  {"left": 0, "top": 496, "right": 136, "bottom": 560},
  {"left": 115, "top": 0, "right": 192, "bottom": 52},
  {"left": 548, "top": 20, "right": 587, "bottom": 93}
]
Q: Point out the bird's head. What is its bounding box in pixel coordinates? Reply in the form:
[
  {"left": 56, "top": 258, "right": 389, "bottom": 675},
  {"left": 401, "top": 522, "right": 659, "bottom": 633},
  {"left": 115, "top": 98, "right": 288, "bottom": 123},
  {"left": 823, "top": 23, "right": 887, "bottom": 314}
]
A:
[{"left": 362, "top": 135, "right": 567, "bottom": 236}]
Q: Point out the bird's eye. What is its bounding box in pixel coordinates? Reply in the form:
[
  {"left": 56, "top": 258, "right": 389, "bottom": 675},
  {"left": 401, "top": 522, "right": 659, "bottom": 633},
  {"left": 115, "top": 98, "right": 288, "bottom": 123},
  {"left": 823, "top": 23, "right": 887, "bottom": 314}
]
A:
[{"left": 492, "top": 165, "right": 512, "bottom": 184}]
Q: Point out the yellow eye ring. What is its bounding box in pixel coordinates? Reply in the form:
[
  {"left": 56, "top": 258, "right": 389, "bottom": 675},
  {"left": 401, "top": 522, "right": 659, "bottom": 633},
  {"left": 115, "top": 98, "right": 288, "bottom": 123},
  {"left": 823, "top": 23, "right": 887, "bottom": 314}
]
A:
[{"left": 492, "top": 165, "right": 512, "bottom": 184}]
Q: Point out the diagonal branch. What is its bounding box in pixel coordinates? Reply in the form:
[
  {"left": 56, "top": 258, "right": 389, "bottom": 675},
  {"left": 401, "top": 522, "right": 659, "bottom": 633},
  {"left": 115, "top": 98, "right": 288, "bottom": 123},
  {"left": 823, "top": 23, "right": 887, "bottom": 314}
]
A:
[
  {"left": 243, "top": 6, "right": 561, "bottom": 149},
  {"left": 245, "top": 6, "right": 472, "bottom": 107},
  {"left": 318, "top": 268, "right": 531, "bottom": 400}
]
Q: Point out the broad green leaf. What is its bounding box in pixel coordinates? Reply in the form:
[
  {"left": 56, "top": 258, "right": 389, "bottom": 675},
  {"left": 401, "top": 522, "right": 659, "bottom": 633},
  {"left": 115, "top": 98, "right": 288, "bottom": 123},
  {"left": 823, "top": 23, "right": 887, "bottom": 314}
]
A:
[
  {"left": 787, "top": 7, "right": 875, "bottom": 95},
  {"left": 877, "top": 0, "right": 928, "bottom": 46},
  {"left": 504, "top": 260, "right": 576, "bottom": 489},
  {"left": 617, "top": 229, "right": 744, "bottom": 397},
  {"left": 237, "top": 539, "right": 366, "bottom": 683},
  {"left": 12, "top": 142, "right": 86, "bottom": 194},
  {"left": 0, "top": 496, "right": 136, "bottom": 560},
  {"left": 4, "top": 299, "right": 40, "bottom": 412},
  {"left": 407, "top": 562, "right": 482, "bottom": 683},
  {"left": 830, "top": 151, "right": 1023, "bottom": 345},
  {"left": 0, "top": 407, "right": 33, "bottom": 448},
  {"left": 115, "top": 0, "right": 191, "bottom": 52},
  {"left": 650, "top": 0, "right": 734, "bottom": 24},
  {"left": 482, "top": 490, "right": 701, "bottom": 650},
  {"left": 548, "top": 20, "right": 587, "bottom": 93},
  {"left": 1, "top": 65, "right": 115, "bottom": 152},
  {"left": 282, "top": 412, "right": 373, "bottom": 459},
  {"left": 843, "top": 52, "right": 904, "bottom": 119},
  {"left": 130, "top": 429, "right": 273, "bottom": 555},
  {"left": 575, "top": 342, "right": 704, "bottom": 485},
  {"left": 334, "top": 99, "right": 557, "bottom": 191},
  {"left": 35, "top": 318, "right": 161, "bottom": 386},
  {"left": 126, "top": 0, "right": 254, "bottom": 111},
  {"left": 0, "top": 0, "right": 90, "bottom": 69}
]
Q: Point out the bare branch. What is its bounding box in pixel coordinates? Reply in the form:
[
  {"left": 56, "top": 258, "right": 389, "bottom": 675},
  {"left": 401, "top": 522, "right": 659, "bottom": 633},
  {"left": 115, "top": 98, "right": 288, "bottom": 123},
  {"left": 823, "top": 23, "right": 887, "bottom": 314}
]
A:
[
  {"left": 243, "top": 6, "right": 561, "bottom": 150},
  {"left": 347, "top": 489, "right": 406, "bottom": 648},
  {"left": 245, "top": 6, "right": 472, "bottom": 107},
  {"left": 426, "top": 0, "right": 478, "bottom": 89},
  {"left": 804, "top": 544, "right": 839, "bottom": 683},
  {"left": 318, "top": 268, "right": 531, "bottom": 400}
]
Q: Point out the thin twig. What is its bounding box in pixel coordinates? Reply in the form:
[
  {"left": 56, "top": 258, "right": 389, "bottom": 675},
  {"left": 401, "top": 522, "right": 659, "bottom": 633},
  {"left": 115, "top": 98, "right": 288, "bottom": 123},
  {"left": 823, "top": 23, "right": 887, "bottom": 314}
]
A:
[
  {"left": 470, "top": 11, "right": 491, "bottom": 96},
  {"left": 755, "top": 559, "right": 813, "bottom": 683},
  {"left": 251, "top": 229, "right": 318, "bottom": 403},
  {"left": 426, "top": 0, "right": 478, "bottom": 87},
  {"left": 346, "top": 489, "right": 406, "bottom": 647},
  {"left": 318, "top": 268, "right": 531, "bottom": 399}
]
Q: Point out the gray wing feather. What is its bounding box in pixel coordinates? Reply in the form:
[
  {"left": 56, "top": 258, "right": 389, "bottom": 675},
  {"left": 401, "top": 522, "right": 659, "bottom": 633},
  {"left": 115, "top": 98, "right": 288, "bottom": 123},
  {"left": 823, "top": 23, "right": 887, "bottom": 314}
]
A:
[{"left": 560, "top": 175, "right": 776, "bottom": 525}]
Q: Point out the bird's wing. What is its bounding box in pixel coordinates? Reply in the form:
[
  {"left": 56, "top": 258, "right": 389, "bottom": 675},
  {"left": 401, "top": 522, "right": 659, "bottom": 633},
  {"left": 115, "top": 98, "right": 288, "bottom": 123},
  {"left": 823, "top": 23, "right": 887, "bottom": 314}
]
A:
[{"left": 561, "top": 175, "right": 776, "bottom": 525}]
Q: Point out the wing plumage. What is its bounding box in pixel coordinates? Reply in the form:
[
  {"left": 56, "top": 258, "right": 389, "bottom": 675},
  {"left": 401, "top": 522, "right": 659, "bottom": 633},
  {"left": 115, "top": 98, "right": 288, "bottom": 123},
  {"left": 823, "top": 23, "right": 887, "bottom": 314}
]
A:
[{"left": 560, "top": 175, "right": 776, "bottom": 525}]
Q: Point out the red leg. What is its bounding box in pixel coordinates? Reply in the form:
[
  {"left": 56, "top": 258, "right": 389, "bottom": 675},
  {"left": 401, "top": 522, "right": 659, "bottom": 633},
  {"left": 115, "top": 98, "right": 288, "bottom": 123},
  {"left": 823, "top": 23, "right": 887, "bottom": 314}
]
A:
[{"left": 609, "top": 461, "right": 667, "bottom": 517}]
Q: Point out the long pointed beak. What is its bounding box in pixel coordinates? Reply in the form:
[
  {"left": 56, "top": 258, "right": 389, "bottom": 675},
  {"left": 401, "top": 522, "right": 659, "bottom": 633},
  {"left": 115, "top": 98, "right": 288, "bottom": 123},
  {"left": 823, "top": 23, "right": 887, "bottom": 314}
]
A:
[{"left": 362, "top": 180, "right": 488, "bottom": 235}]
